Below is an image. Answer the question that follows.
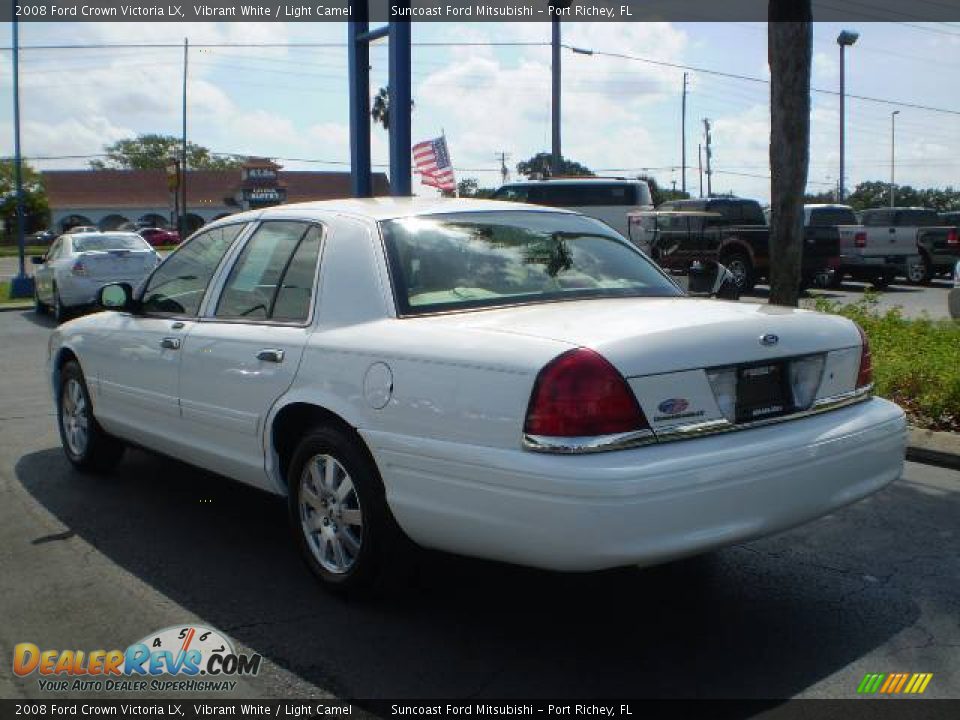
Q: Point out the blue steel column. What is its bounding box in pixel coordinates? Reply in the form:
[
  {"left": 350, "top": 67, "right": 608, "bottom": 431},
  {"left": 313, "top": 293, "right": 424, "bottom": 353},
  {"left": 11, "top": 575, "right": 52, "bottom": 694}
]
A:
[
  {"left": 9, "top": 10, "right": 33, "bottom": 298},
  {"left": 348, "top": 4, "right": 372, "bottom": 197},
  {"left": 388, "top": 13, "right": 412, "bottom": 196}
]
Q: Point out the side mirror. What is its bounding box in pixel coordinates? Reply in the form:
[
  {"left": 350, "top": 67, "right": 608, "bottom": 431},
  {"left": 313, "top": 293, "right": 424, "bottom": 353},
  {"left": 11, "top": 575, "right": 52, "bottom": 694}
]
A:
[
  {"left": 31, "top": 256, "right": 44, "bottom": 265},
  {"left": 98, "top": 283, "right": 134, "bottom": 311}
]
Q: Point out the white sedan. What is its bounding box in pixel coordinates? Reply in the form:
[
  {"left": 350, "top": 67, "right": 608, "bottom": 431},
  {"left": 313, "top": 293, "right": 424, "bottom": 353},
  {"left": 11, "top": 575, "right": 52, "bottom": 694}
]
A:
[
  {"left": 33, "top": 231, "right": 161, "bottom": 322},
  {"left": 48, "top": 199, "right": 906, "bottom": 592}
]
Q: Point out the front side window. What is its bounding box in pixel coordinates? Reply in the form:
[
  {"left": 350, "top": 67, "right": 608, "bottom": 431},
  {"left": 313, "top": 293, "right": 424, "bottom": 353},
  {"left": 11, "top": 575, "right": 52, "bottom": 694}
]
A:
[
  {"left": 381, "top": 211, "right": 681, "bottom": 316},
  {"left": 492, "top": 186, "right": 529, "bottom": 203},
  {"left": 215, "top": 222, "right": 322, "bottom": 322},
  {"left": 141, "top": 224, "right": 245, "bottom": 316}
]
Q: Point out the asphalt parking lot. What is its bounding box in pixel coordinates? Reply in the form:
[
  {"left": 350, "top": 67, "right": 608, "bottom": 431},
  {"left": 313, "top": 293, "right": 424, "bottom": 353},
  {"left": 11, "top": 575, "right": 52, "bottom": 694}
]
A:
[{"left": 0, "top": 308, "right": 958, "bottom": 702}]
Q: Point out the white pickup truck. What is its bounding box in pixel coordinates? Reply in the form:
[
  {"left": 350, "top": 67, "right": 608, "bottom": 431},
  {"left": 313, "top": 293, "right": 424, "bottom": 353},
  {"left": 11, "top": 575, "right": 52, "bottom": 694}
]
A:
[
  {"left": 860, "top": 207, "right": 958, "bottom": 285},
  {"left": 828, "top": 206, "right": 924, "bottom": 287}
]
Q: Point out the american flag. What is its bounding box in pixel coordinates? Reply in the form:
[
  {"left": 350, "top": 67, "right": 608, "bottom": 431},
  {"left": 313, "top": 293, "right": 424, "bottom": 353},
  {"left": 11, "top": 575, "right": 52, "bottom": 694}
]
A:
[{"left": 412, "top": 136, "right": 456, "bottom": 192}]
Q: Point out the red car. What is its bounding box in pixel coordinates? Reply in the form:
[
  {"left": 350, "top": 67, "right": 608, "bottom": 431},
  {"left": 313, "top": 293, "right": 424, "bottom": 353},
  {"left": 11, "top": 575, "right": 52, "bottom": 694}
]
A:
[{"left": 137, "top": 227, "right": 181, "bottom": 247}]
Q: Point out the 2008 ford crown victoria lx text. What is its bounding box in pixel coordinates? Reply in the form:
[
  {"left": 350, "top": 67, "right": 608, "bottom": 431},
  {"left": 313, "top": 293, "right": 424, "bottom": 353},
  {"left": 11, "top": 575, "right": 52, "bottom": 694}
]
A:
[{"left": 47, "top": 199, "right": 907, "bottom": 592}]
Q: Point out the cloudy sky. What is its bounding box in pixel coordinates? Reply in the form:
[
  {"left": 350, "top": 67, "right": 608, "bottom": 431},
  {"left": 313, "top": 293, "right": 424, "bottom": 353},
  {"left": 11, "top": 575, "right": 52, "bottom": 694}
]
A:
[{"left": 1, "top": 20, "right": 958, "bottom": 200}]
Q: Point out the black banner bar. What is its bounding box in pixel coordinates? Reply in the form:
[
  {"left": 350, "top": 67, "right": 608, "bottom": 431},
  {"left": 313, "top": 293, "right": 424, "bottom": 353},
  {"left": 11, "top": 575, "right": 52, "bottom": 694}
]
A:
[
  {"left": 3, "top": 0, "right": 960, "bottom": 23},
  {"left": 3, "top": 700, "right": 960, "bottom": 720}
]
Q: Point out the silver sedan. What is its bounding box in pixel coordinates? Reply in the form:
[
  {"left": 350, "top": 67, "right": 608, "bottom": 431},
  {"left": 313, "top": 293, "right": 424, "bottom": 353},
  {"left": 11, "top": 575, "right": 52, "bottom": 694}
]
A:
[{"left": 33, "top": 232, "right": 161, "bottom": 322}]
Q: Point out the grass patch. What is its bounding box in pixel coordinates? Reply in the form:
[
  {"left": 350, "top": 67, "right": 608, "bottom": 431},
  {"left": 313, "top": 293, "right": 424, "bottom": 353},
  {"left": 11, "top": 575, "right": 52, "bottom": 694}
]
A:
[
  {"left": 814, "top": 293, "right": 960, "bottom": 432},
  {"left": 0, "top": 280, "right": 33, "bottom": 305},
  {"left": 0, "top": 245, "right": 47, "bottom": 258}
]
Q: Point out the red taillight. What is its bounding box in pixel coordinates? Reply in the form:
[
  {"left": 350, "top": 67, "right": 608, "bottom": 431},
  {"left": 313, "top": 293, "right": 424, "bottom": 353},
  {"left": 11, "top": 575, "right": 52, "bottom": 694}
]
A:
[
  {"left": 947, "top": 229, "right": 958, "bottom": 246},
  {"left": 524, "top": 348, "right": 649, "bottom": 437},
  {"left": 854, "top": 232, "right": 867, "bottom": 248},
  {"left": 855, "top": 324, "right": 873, "bottom": 390},
  {"left": 71, "top": 260, "right": 88, "bottom": 276}
]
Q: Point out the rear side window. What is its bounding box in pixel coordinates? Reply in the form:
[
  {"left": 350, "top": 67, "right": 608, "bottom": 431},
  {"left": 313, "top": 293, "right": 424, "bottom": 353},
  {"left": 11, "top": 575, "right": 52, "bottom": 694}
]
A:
[
  {"left": 493, "top": 186, "right": 529, "bottom": 203},
  {"left": 215, "top": 222, "right": 322, "bottom": 322},
  {"left": 808, "top": 208, "right": 858, "bottom": 226},
  {"left": 141, "top": 224, "right": 245, "bottom": 316},
  {"left": 896, "top": 209, "right": 939, "bottom": 227},
  {"left": 711, "top": 203, "right": 743, "bottom": 223}
]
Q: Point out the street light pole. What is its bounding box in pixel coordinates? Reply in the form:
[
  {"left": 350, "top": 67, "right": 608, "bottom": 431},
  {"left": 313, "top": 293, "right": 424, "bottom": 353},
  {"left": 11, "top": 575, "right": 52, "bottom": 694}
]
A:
[
  {"left": 9, "top": 8, "right": 34, "bottom": 299},
  {"left": 837, "top": 30, "right": 859, "bottom": 203},
  {"left": 551, "top": 16, "right": 561, "bottom": 176},
  {"left": 890, "top": 110, "right": 900, "bottom": 208}
]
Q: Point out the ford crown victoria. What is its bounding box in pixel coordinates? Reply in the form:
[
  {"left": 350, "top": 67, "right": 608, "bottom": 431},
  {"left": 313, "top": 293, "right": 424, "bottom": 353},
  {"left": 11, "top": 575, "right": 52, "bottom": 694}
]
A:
[{"left": 48, "top": 199, "right": 907, "bottom": 592}]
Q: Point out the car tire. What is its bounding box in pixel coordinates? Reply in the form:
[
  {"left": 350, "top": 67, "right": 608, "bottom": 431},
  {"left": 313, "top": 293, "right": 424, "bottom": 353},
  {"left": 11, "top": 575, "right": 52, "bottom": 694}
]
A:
[
  {"left": 34, "top": 287, "right": 48, "bottom": 315},
  {"left": 57, "top": 360, "right": 125, "bottom": 473},
  {"left": 721, "top": 251, "right": 756, "bottom": 293},
  {"left": 288, "top": 425, "right": 408, "bottom": 594},
  {"left": 872, "top": 274, "right": 891, "bottom": 290},
  {"left": 907, "top": 254, "right": 932, "bottom": 286},
  {"left": 53, "top": 285, "right": 70, "bottom": 323}
]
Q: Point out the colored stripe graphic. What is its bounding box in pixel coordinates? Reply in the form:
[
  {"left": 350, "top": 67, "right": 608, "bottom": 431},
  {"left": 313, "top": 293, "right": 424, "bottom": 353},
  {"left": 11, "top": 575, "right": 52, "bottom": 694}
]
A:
[{"left": 858, "top": 672, "right": 932, "bottom": 694}]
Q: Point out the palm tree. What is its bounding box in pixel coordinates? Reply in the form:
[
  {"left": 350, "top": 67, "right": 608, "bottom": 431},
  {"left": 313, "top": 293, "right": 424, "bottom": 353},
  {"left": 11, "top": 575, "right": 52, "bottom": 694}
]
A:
[
  {"left": 371, "top": 87, "right": 414, "bottom": 131},
  {"left": 767, "top": 2, "right": 812, "bottom": 307}
]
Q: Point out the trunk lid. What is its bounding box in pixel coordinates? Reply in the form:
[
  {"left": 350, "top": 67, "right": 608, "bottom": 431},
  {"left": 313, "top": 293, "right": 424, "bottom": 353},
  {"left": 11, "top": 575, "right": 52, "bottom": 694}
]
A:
[
  {"left": 423, "top": 297, "right": 860, "bottom": 378},
  {"left": 77, "top": 249, "right": 158, "bottom": 281}
]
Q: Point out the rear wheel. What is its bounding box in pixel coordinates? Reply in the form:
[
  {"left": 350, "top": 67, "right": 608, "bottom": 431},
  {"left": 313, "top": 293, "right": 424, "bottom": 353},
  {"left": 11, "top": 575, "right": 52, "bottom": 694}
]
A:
[
  {"left": 288, "top": 426, "right": 407, "bottom": 594},
  {"left": 53, "top": 285, "right": 70, "bottom": 323},
  {"left": 906, "top": 255, "right": 932, "bottom": 286},
  {"left": 57, "top": 361, "right": 125, "bottom": 473},
  {"left": 34, "top": 286, "right": 47, "bottom": 315},
  {"left": 872, "top": 274, "right": 891, "bottom": 290},
  {"left": 721, "top": 251, "right": 756, "bottom": 293}
]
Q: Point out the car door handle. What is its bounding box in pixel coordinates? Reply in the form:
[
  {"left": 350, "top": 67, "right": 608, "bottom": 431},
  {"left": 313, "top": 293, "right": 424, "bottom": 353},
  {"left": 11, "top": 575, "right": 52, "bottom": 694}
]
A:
[
  {"left": 160, "top": 337, "right": 181, "bottom": 350},
  {"left": 256, "top": 349, "right": 285, "bottom": 363},
  {"left": 171, "top": 321, "right": 185, "bottom": 330}
]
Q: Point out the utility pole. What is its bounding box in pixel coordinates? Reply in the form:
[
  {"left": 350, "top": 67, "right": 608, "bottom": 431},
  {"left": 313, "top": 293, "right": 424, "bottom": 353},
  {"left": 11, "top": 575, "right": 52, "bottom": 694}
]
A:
[
  {"left": 495, "top": 151, "right": 511, "bottom": 185},
  {"left": 181, "top": 38, "right": 188, "bottom": 237},
  {"left": 698, "top": 143, "right": 704, "bottom": 198},
  {"left": 703, "top": 118, "right": 713, "bottom": 198},
  {"left": 890, "top": 110, "right": 900, "bottom": 207},
  {"left": 551, "top": 16, "right": 561, "bottom": 176},
  {"left": 9, "top": 9, "right": 32, "bottom": 298},
  {"left": 681, "top": 72, "right": 688, "bottom": 195}
]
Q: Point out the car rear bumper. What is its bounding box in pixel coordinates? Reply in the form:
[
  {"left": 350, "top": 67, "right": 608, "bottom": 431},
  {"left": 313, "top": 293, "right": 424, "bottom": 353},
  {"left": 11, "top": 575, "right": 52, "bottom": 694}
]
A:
[
  {"left": 363, "top": 397, "right": 906, "bottom": 572},
  {"left": 839, "top": 254, "right": 920, "bottom": 275},
  {"left": 58, "top": 277, "right": 144, "bottom": 306}
]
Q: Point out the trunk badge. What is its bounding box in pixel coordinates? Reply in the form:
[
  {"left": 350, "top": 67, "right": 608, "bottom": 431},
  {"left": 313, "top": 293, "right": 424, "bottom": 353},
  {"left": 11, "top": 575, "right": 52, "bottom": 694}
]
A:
[{"left": 760, "top": 334, "right": 780, "bottom": 346}]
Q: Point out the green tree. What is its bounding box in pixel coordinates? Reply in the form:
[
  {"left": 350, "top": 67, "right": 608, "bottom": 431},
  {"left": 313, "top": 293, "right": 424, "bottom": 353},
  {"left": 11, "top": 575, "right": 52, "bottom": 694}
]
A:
[
  {"left": 767, "top": 4, "right": 813, "bottom": 307},
  {"left": 0, "top": 160, "right": 49, "bottom": 238},
  {"left": 516, "top": 153, "right": 593, "bottom": 179},
  {"left": 638, "top": 175, "right": 689, "bottom": 206},
  {"left": 449, "top": 177, "right": 497, "bottom": 199},
  {"left": 89, "top": 134, "right": 243, "bottom": 170}
]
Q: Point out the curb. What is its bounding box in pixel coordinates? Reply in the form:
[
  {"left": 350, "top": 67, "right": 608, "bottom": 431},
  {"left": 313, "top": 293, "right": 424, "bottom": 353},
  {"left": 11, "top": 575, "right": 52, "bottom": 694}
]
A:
[
  {"left": 0, "top": 303, "right": 32, "bottom": 312},
  {"left": 907, "top": 427, "right": 960, "bottom": 471}
]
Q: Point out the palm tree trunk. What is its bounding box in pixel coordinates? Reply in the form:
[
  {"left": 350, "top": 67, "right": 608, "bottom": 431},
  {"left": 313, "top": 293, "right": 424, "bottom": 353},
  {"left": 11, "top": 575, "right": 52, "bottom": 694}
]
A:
[{"left": 768, "top": 6, "right": 812, "bottom": 307}]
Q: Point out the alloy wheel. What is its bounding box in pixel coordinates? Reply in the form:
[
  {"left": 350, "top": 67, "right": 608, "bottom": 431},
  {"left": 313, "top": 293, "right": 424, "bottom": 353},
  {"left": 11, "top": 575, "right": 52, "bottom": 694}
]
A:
[
  {"left": 298, "top": 454, "right": 364, "bottom": 575},
  {"left": 61, "top": 378, "right": 89, "bottom": 457}
]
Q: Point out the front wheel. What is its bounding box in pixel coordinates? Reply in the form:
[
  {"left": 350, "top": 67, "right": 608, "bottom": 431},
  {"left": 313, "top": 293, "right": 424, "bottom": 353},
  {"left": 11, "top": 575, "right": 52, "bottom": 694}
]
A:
[
  {"left": 34, "top": 286, "right": 48, "bottom": 315},
  {"left": 288, "top": 426, "right": 407, "bottom": 593},
  {"left": 721, "top": 252, "right": 756, "bottom": 293},
  {"left": 57, "top": 361, "right": 125, "bottom": 473}
]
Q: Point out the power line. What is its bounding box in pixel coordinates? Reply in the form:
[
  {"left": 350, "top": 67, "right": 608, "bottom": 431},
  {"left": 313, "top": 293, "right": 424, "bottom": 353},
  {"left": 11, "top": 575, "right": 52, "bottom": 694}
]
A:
[{"left": 566, "top": 45, "right": 960, "bottom": 117}]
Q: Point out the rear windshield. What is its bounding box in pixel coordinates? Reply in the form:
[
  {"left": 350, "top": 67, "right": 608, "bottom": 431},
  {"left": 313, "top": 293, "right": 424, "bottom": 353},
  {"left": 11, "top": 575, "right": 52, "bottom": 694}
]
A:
[
  {"left": 380, "top": 211, "right": 681, "bottom": 315},
  {"left": 808, "top": 208, "right": 858, "bottom": 226},
  {"left": 73, "top": 234, "right": 151, "bottom": 252}
]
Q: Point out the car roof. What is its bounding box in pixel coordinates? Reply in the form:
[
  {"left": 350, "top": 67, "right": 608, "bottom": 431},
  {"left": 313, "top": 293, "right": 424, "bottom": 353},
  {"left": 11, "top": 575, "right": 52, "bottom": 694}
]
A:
[
  {"left": 499, "top": 178, "right": 643, "bottom": 186},
  {"left": 805, "top": 204, "right": 854, "bottom": 210},
  {"left": 204, "top": 197, "right": 579, "bottom": 226}
]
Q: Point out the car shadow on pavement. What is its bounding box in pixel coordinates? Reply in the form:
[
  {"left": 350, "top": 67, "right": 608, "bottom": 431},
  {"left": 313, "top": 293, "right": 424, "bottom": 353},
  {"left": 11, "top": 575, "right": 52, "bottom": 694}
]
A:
[{"left": 18, "top": 447, "right": 954, "bottom": 701}]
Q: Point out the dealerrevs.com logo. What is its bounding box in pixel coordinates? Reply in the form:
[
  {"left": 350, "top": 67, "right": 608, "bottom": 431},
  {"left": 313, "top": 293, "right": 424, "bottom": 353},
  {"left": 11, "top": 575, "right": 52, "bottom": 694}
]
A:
[{"left": 13, "top": 625, "right": 262, "bottom": 693}]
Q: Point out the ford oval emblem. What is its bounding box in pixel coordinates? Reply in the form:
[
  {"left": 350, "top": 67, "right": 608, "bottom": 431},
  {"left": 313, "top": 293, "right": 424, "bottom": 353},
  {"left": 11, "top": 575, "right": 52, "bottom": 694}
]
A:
[
  {"left": 657, "top": 398, "right": 689, "bottom": 415},
  {"left": 760, "top": 333, "right": 780, "bottom": 346}
]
